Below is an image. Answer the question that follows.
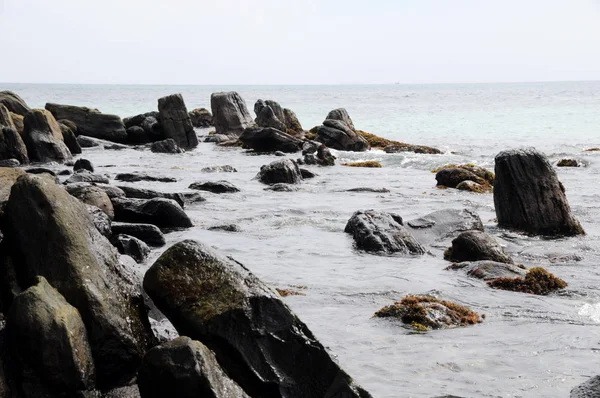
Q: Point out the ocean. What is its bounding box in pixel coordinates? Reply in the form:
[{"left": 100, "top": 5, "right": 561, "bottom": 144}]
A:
[{"left": 3, "top": 81, "right": 600, "bottom": 397}]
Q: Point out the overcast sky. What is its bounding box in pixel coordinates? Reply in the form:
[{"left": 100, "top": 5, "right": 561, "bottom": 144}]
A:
[{"left": 1, "top": 0, "right": 599, "bottom": 85}]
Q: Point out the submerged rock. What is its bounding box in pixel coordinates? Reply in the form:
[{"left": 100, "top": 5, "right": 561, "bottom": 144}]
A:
[
  {"left": 494, "top": 148, "right": 584, "bottom": 236},
  {"left": 487, "top": 267, "right": 567, "bottom": 295},
  {"left": 345, "top": 210, "right": 425, "bottom": 255},
  {"left": 150, "top": 138, "right": 184, "bottom": 154},
  {"left": 138, "top": 336, "right": 249, "bottom": 398},
  {"left": 188, "top": 180, "right": 240, "bottom": 193},
  {"left": 444, "top": 230, "right": 513, "bottom": 264},
  {"left": 115, "top": 173, "right": 176, "bottom": 183},
  {"left": 23, "top": 109, "right": 72, "bottom": 163},
  {"left": 264, "top": 183, "right": 299, "bottom": 192},
  {"left": 201, "top": 165, "right": 237, "bottom": 173},
  {"left": 143, "top": 240, "right": 371, "bottom": 398},
  {"left": 111, "top": 222, "right": 166, "bottom": 247},
  {"left": 157, "top": 94, "right": 198, "bottom": 149},
  {"left": 208, "top": 224, "right": 241, "bottom": 232},
  {"left": 110, "top": 234, "right": 150, "bottom": 264},
  {"left": 210, "top": 92, "right": 254, "bottom": 137},
  {"left": 257, "top": 158, "right": 303, "bottom": 185},
  {"left": 342, "top": 161, "right": 382, "bottom": 168},
  {"left": 446, "top": 261, "right": 526, "bottom": 281},
  {"left": 112, "top": 197, "right": 193, "bottom": 229},
  {"left": 239, "top": 126, "right": 302, "bottom": 153},
  {"left": 406, "top": 209, "right": 484, "bottom": 245}
]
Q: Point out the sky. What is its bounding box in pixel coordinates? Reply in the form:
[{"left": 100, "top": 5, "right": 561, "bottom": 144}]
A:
[{"left": 1, "top": 0, "right": 600, "bottom": 85}]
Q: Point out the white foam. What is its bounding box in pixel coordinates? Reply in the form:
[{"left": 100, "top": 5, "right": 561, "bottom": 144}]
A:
[{"left": 578, "top": 303, "right": 600, "bottom": 323}]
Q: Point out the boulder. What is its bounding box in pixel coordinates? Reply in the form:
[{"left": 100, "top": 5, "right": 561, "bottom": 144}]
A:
[
  {"left": 446, "top": 261, "right": 526, "bottom": 281},
  {"left": 45, "top": 103, "right": 128, "bottom": 143},
  {"left": 138, "top": 336, "right": 249, "bottom": 398},
  {"left": 86, "top": 204, "right": 112, "bottom": 238},
  {"left": 299, "top": 168, "right": 316, "bottom": 179},
  {"left": 203, "top": 134, "right": 231, "bottom": 143},
  {"left": 112, "top": 197, "right": 193, "bottom": 229},
  {"left": 143, "top": 240, "right": 371, "bottom": 398},
  {"left": 200, "top": 165, "right": 237, "bottom": 173},
  {"left": 326, "top": 108, "right": 355, "bottom": 130},
  {"left": 110, "top": 234, "right": 150, "bottom": 264},
  {"left": 7, "top": 276, "right": 95, "bottom": 394},
  {"left": 188, "top": 108, "right": 213, "bottom": 128},
  {"left": 345, "top": 210, "right": 426, "bottom": 254},
  {"left": 77, "top": 135, "right": 102, "bottom": 148},
  {"left": 257, "top": 158, "right": 303, "bottom": 185},
  {"left": 0, "top": 90, "right": 31, "bottom": 115},
  {"left": 111, "top": 222, "right": 165, "bottom": 247},
  {"left": 0, "top": 125, "right": 29, "bottom": 164},
  {"left": 123, "top": 112, "right": 159, "bottom": 129},
  {"left": 494, "top": 148, "right": 584, "bottom": 236},
  {"left": 126, "top": 126, "right": 149, "bottom": 144},
  {"left": 0, "top": 167, "right": 25, "bottom": 202},
  {"left": 435, "top": 168, "right": 487, "bottom": 188},
  {"left": 283, "top": 108, "right": 303, "bottom": 133},
  {"left": 239, "top": 127, "right": 303, "bottom": 153},
  {"left": 115, "top": 173, "right": 176, "bottom": 183},
  {"left": 557, "top": 158, "right": 582, "bottom": 167},
  {"left": 150, "top": 138, "right": 184, "bottom": 154},
  {"left": 570, "top": 375, "right": 600, "bottom": 398},
  {"left": 23, "top": 109, "right": 72, "bottom": 162},
  {"left": 264, "top": 183, "right": 299, "bottom": 192},
  {"left": 316, "top": 119, "right": 369, "bottom": 152},
  {"left": 188, "top": 180, "right": 240, "bottom": 194},
  {"left": 157, "top": 94, "right": 198, "bottom": 149},
  {"left": 95, "top": 184, "right": 126, "bottom": 199},
  {"left": 254, "top": 100, "right": 287, "bottom": 132},
  {"left": 74, "top": 158, "right": 94, "bottom": 172},
  {"left": 65, "top": 170, "right": 110, "bottom": 184},
  {"left": 140, "top": 116, "right": 164, "bottom": 142},
  {"left": 210, "top": 92, "right": 254, "bottom": 137},
  {"left": 0, "top": 103, "right": 15, "bottom": 129},
  {"left": 406, "top": 209, "right": 484, "bottom": 245},
  {"left": 3, "top": 174, "right": 156, "bottom": 387},
  {"left": 59, "top": 121, "right": 83, "bottom": 155},
  {"left": 0, "top": 159, "right": 20, "bottom": 168},
  {"left": 10, "top": 112, "right": 24, "bottom": 136},
  {"left": 118, "top": 185, "right": 185, "bottom": 208},
  {"left": 301, "top": 142, "right": 335, "bottom": 166},
  {"left": 444, "top": 230, "right": 513, "bottom": 264},
  {"left": 67, "top": 184, "right": 115, "bottom": 219}
]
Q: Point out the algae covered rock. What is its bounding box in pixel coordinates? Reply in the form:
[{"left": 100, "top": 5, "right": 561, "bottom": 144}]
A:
[
  {"left": 143, "top": 240, "right": 371, "bottom": 398},
  {"left": 446, "top": 261, "right": 526, "bottom": 281},
  {"left": 342, "top": 160, "right": 382, "bottom": 168},
  {"left": 487, "top": 267, "right": 567, "bottom": 295},
  {"left": 188, "top": 107, "right": 213, "bottom": 128},
  {"left": 444, "top": 230, "right": 513, "bottom": 264}
]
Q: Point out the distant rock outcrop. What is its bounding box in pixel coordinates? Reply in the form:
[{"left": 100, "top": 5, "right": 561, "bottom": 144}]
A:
[
  {"left": 157, "top": 94, "right": 198, "bottom": 149},
  {"left": 315, "top": 108, "right": 369, "bottom": 152}
]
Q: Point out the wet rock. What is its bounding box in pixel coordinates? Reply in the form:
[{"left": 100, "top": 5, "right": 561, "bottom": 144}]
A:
[
  {"left": 115, "top": 173, "right": 176, "bottom": 183},
  {"left": 570, "top": 375, "right": 600, "bottom": 398},
  {"left": 26, "top": 166, "right": 57, "bottom": 177},
  {"left": 10, "top": 112, "right": 24, "bottom": 136},
  {"left": 143, "top": 240, "right": 371, "bottom": 398},
  {"left": 345, "top": 210, "right": 426, "bottom": 255},
  {"left": 7, "top": 276, "right": 95, "bottom": 394},
  {"left": 316, "top": 119, "right": 369, "bottom": 152},
  {"left": 3, "top": 174, "right": 156, "bottom": 387},
  {"left": 444, "top": 230, "right": 513, "bottom": 264},
  {"left": 210, "top": 91, "right": 254, "bottom": 137},
  {"left": 0, "top": 158, "right": 20, "bottom": 168},
  {"left": 203, "top": 134, "right": 231, "bottom": 143},
  {"left": 110, "top": 234, "right": 150, "bottom": 264},
  {"left": 0, "top": 125, "right": 28, "bottom": 164},
  {"left": 240, "top": 126, "right": 302, "bottom": 153},
  {"left": 264, "top": 183, "right": 299, "bottom": 192},
  {"left": 201, "top": 165, "right": 237, "bottom": 173},
  {"left": 111, "top": 222, "right": 165, "bottom": 247},
  {"left": 67, "top": 184, "right": 115, "bottom": 219},
  {"left": 283, "top": 108, "right": 303, "bottom": 133},
  {"left": 0, "top": 90, "right": 31, "bottom": 115},
  {"left": 188, "top": 180, "right": 240, "bottom": 193},
  {"left": 188, "top": 107, "right": 213, "bottom": 128},
  {"left": 86, "top": 204, "right": 112, "bottom": 238},
  {"left": 112, "top": 197, "right": 192, "bottom": 229},
  {"left": 76, "top": 135, "right": 129, "bottom": 150},
  {"left": 46, "top": 103, "right": 128, "bottom": 143},
  {"left": 208, "top": 224, "right": 241, "bottom": 232},
  {"left": 118, "top": 185, "right": 185, "bottom": 208},
  {"left": 157, "top": 94, "right": 198, "bottom": 149},
  {"left": 74, "top": 158, "right": 94, "bottom": 172},
  {"left": 181, "top": 192, "right": 207, "bottom": 204},
  {"left": 375, "top": 295, "right": 482, "bottom": 331},
  {"left": 346, "top": 187, "right": 390, "bottom": 193},
  {"left": 65, "top": 170, "right": 110, "bottom": 184},
  {"left": 0, "top": 167, "right": 25, "bottom": 202},
  {"left": 406, "top": 209, "right": 484, "bottom": 245},
  {"left": 123, "top": 112, "right": 159, "bottom": 129},
  {"left": 456, "top": 180, "right": 489, "bottom": 193},
  {"left": 299, "top": 168, "right": 316, "bottom": 179},
  {"left": 23, "top": 109, "right": 72, "bottom": 162},
  {"left": 140, "top": 116, "right": 164, "bottom": 142},
  {"left": 150, "top": 138, "right": 184, "bottom": 154},
  {"left": 126, "top": 126, "right": 149, "bottom": 144},
  {"left": 138, "top": 336, "right": 249, "bottom": 398},
  {"left": 342, "top": 161, "right": 382, "bottom": 168},
  {"left": 59, "top": 121, "right": 83, "bottom": 155},
  {"left": 254, "top": 100, "right": 287, "bottom": 131},
  {"left": 446, "top": 261, "right": 526, "bottom": 281},
  {"left": 257, "top": 158, "right": 303, "bottom": 185},
  {"left": 301, "top": 143, "right": 336, "bottom": 166},
  {"left": 384, "top": 143, "right": 442, "bottom": 154},
  {"left": 487, "top": 267, "right": 567, "bottom": 295},
  {"left": 557, "top": 158, "right": 582, "bottom": 167},
  {"left": 494, "top": 148, "right": 584, "bottom": 236},
  {"left": 435, "top": 167, "right": 487, "bottom": 188}
]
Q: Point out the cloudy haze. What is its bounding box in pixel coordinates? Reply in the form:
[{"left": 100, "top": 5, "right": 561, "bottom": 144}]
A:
[{"left": 1, "top": 0, "right": 599, "bottom": 85}]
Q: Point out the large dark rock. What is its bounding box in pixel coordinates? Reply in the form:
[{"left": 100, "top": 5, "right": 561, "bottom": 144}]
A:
[
  {"left": 445, "top": 230, "right": 513, "bottom": 264},
  {"left": 326, "top": 108, "right": 355, "bottom": 130},
  {"left": 7, "top": 276, "right": 95, "bottom": 394},
  {"left": 188, "top": 180, "right": 240, "bottom": 194},
  {"left": 66, "top": 184, "right": 115, "bottom": 219},
  {"left": 210, "top": 92, "right": 254, "bottom": 137},
  {"left": 3, "top": 174, "right": 156, "bottom": 387},
  {"left": 0, "top": 122, "right": 29, "bottom": 164},
  {"left": 74, "top": 158, "right": 94, "bottom": 173},
  {"left": 110, "top": 234, "right": 150, "bottom": 264},
  {"left": 112, "top": 197, "right": 193, "bottom": 229},
  {"left": 257, "top": 158, "right": 303, "bottom": 185},
  {"left": 345, "top": 210, "right": 426, "bottom": 254},
  {"left": 123, "top": 112, "right": 159, "bottom": 129},
  {"left": 570, "top": 376, "right": 600, "bottom": 398},
  {"left": 126, "top": 126, "right": 149, "bottom": 145},
  {"left": 435, "top": 168, "right": 487, "bottom": 188},
  {"left": 143, "top": 240, "right": 371, "bottom": 398},
  {"left": 188, "top": 108, "right": 213, "bottom": 128},
  {"left": 118, "top": 185, "right": 185, "bottom": 208},
  {"left": 59, "top": 121, "right": 83, "bottom": 155},
  {"left": 140, "top": 116, "right": 164, "bottom": 142},
  {"left": 45, "top": 103, "right": 128, "bottom": 144},
  {"left": 157, "top": 94, "right": 198, "bottom": 149},
  {"left": 115, "top": 173, "right": 176, "bottom": 183},
  {"left": 138, "top": 336, "right": 249, "bottom": 398},
  {"left": 283, "top": 108, "right": 303, "bottom": 133},
  {"left": 406, "top": 209, "right": 484, "bottom": 245},
  {"left": 150, "top": 138, "right": 184, "bottom": 154},
  {"left": 23, "top": 109, "right": 72, "bottom": 163},
  {"left": 0, "top": 91, "right": 31, "bottom": 115},
  {"left": 239, "top": 127, "right": 302, "bottom": 153},
  {"left": 494, "top": 148, "right": 584, "bottom": 236},
  {"left": 254, "top": 100, "right": 287, "bottom": 132},
  {"left": 111, "top": 222, "right": 165, "bottom": 247},
  {"left": 316, "top": 117, "right": 369, "bottom": 152}
]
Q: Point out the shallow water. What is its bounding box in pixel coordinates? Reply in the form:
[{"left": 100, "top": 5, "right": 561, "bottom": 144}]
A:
[{"left": 3, "top": 82, "right": 600, "bottom": 397}]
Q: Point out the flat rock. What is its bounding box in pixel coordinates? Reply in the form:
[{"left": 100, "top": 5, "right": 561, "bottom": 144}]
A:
[
  {"left": 115, "top": 173, "right": 176, "bottom": 183},
  {"left": 118, "top": 185, "right": 185, "bottom": 208},
  {"left": 407, "top": 209, "right": 484, "bottom": 245},
  {"left": 46, "top": 103, "right": 127, "bottom": 143},
  {"left": 65, "top": 170, "right": 110, "bottom": 184},
  {"left": 446, "top": 261, "right": 526, "bottom": 281},
  {"left": 188, "top": 180, "right": 240, "bottom": 193}
]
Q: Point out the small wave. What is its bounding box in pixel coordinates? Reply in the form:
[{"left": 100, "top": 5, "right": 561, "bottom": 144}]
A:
[{"left": 578, "top": 303, "right": 600, "bottom": 323}]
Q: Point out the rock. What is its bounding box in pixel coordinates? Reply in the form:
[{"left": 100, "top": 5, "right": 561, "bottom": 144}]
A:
[
  {"left": 283, "top": 108, "right": 303, "bottom": 133},
  {"left": 7, "top": 276, "right": 95, "bottom": 393},
  {"left": 254, "top": 100, "right": 287, "bottom": 131},
  {"left": 203, "top": 134, "right": 231, "bottom": 143},
  {"left": 257, "top": 158, "right": 303, "bottom": 185},
  {"left": 201, "top": 165, "right": 237, "bottom": 173},
  {"left": 326, "top": 108, "right": 355, "bottom": 130},
  {"left": 299, "top": 168, "right": 316, "bottom": 179},
  {"left": 456, "top": 180, "right": 489, "bottom": 193},
  {"left": 74, "top": 158, "right": 95, "bottom": 172},
  {"left": 208, "top": 224, "right": 241, "bottom": 232},
  {"left": 65, "top": 170, "right": 110, "bottom": 184},
  {"left": 301, "top": 143, "right": 336, "bottom": 166},
  {"left": 0, "top": 90, "right": 31, "bottom": 115},
  {"left": 239, "top": 126, "right": 302, "bottom": 153},
  {"left": 264, "top": 183, "right": 299, "bottom": 192},
  {"left": 210, "top": 92, "right": 254, "bottom": 136},
  {"left": 123, "top": 112, "right": 159, "bottom": 129},
  {"left": 112, "top": 197, "right": 193, "bottom": 229},
  {"left": 86, "top": 204, "right": 112, "bottom": 238},
  {"left": 157, "top": 94, "right": 198, "bottom": 149},
  {"left": 23, "top": 109, "right": 72, "bottom": 162},
  {"left": 316, "top": 117, "right": 369, "bottom": 152},
  {"left": 126, "top": 126, "right": 149, "bottom": 144},
  {"left": 95, "top": 184, "right": 126, "bottom": 199},
  {"left": 274, "top": 151, "right": 285, "bottom": 156},
  {"left": 67, "top": 184, "right": 115, "bottom": 219},
  {"left": 487, "top": 267, "right": 567, "bottom": 295},
  {"left": 140, "top": 116, "right": 164, "bottom": 142},
  {"left": 10, "top": 112, "right": 24, "bottom": 136},
  {"left": 143, "top": 240, "right": 371, "bottom": 398},
  {"left": 0, "top": 103, "right": 15, "bottom": 129},
  {"left": 435, "top": 168, "right": 487, "bottom": 188},
  {"left": 0, "top": 159, "right": 19, "bottom": 168},
  {"left": 345, "top": 210, "right": 426, "bottom": 254},
  {"left": 384, "top": 144, "right": 442, "bottom": 154},
  {"left": 58, "top": 119, "right": 78, "bottom": 134},
  {"left": 346, "top": 187, "right": 390, "bottom": 193},
  {"left": 0, "top": 124, "right": 29, "bottom": 164},
  {"left": 45, "top": 103, "right": 128, "bottom": 143},
  {"left": 26, "top": 166, "right": 57, "bottom": 176},
  {"left": 557, "top": 158, "right": 582, "bottom": 167},
  {"left": 59, "top": 121, "right": 83, "bottom": 155},
  {"left": 406, "top": 209, "right": 484, "bottom": 245},
  {"left": 374, "top": 295, "right": 482, "bottom": 331},
  {"left": 115, "top": 173, "right": 176, "bottom": 183},
  {"left": 188, "top": 108, "right": 213, "bottom": 128},
  {"left": 3, "top": 174, "right": 156, "bottom": 387},
  {"left": 111, "top": 222, "right": 165, "bottom": 247},
  {"left": 444, "top": 230, "right": 513, "bottom": 264},
  {"left": 342, "top": 161, "right": 382, "bottom": 168},
  {"left": 138, "top": 336, "right": 249, "bottom": 398},
  {"left": 103, "top": 385, "right": 141, "bottom": 398},
  {"left": 494, "top": 148, "right": 584, "bottom": 236},
  {"left": 446, "top": 261, "right": 526, "bottom": 281},
  {"left": 118, "top": 186, "right": 185, "bottom": 208},
  {"left": 570, "top": 375, "right": 600, "bottom": 398},
  {"left": 0, "top": 167, "right": 25, "bottom": 202},
  {"left": 110, "top": 234, "right": 150, "bottom": 264},
  {"left": 188, "top": 180, "right": 240, "bottom": 193},
  {"left": 78, "top": 135, "right": 102, "bottom": 148},
  {"left": 181, "top": 192, "right": 207, "bottom": 204},
  {"left": 150, "top": 138, "right": 184, "bottom": 154}
]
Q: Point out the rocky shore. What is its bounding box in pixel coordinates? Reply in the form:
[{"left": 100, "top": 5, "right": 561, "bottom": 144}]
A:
[{"left": 0, "top": 89, "right": 596, "bottom": 397}]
